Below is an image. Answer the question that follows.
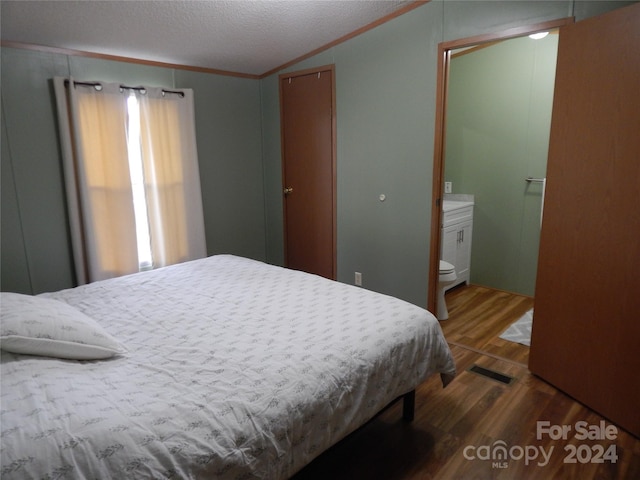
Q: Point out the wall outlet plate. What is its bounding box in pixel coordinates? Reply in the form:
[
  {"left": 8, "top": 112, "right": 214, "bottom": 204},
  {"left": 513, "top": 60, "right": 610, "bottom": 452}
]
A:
[{"left": 444, "top": 182, "right": 452, "bottom": 194}]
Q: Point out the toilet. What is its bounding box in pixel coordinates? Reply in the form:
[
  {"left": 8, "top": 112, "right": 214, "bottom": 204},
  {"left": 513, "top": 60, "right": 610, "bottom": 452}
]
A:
[{"left": 437, "top": 260, "right": 457, "bottom": 321}]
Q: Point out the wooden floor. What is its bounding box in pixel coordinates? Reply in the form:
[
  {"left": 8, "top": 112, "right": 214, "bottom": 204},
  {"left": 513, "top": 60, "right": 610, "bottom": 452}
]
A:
[
  {"left": 442, "top": 284, "right": 533, "bottom": 366},
  {"left": 293, "top": 285, "right": 640, "bottom": 479}
]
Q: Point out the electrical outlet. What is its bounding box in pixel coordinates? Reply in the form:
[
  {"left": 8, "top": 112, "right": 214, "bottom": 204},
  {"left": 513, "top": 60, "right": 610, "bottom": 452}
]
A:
[
  {"left": 444, "top": 182, "right": 452, "bottom": 194},
  {"left": 355, "top": 272, "right": 362, "bottom": 286}
]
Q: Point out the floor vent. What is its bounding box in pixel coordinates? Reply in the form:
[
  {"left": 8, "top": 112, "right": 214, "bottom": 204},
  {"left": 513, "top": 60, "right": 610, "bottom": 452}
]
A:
[{"left": 467, "top": 364, "right": 515, "bottom": 385}]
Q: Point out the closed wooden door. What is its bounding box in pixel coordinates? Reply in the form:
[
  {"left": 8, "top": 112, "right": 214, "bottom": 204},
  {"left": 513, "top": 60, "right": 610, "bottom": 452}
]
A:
[
  {"left": 280, "top": 66, "right": 336, "bottom": 279},
  {"left": 529, "top": 3, "right": 640, "bottom": 437}
]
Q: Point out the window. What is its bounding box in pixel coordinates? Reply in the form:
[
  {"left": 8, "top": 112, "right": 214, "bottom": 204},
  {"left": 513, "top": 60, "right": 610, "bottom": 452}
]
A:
[
  {"left": 125, "top": 94, "right": 153, "bottom": 270},
  {"left": 54, "top": 78, "right": 207, "bottom": 284}
]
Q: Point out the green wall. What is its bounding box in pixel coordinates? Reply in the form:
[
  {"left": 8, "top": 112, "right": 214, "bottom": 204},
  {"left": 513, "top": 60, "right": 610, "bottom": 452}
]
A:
[
  {"left": 1, "top": 0, "right": 632, "bottom": 304},
  {"left": 1, "top": 49, "right": 265, "bottom": 294},
  {"left": 260, "top": 0, "right": 632, "bottom": 306},
  {"left": 445, "top": 34, "right": 558, "bottom": 296},
  {"left": 1, "top": 49, "right": 72, "bottom": 294}
]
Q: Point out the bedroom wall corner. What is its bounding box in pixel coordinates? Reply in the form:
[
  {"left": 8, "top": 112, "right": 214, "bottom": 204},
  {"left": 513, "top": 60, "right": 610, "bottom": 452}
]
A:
[
  {"left": 1, "top": 47, "right": 267, "bottom": 294},
  {"left": 176, "top": 69, "right": 266, "bottom": 262},
  {"left": 332, "top": 2, "right": 443, "bottom": 307},
  {"left": 0, "top": 47, "right": 75, "bottom": 294},
  {"left": 259, "top": 49, "right": 337, "bottom": 269},
  {"left": 259, "top": 3, "right": 443, "bottom": 308},
  {"left": 258, "top": 73, "right": 285, "bottom": 268},
  {"left": 1, "top": 103, "right": 33, "bottom": 294}
]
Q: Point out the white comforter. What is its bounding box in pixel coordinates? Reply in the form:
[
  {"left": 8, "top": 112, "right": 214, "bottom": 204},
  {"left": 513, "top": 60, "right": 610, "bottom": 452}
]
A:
[{"left": 1, "top": 255, "right": 455, "bottom": 479}]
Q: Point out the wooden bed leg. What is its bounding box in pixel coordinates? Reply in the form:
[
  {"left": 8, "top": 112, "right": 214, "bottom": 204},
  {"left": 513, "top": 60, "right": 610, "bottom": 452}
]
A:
[{"left": 402, "top": 390, "right": 415, "bottom": 422}]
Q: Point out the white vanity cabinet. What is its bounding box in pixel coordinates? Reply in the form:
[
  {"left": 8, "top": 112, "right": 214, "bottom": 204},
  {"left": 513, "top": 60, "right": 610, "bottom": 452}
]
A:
[{"left": 441, "top": 201, "right": 474, "bottom": 291}]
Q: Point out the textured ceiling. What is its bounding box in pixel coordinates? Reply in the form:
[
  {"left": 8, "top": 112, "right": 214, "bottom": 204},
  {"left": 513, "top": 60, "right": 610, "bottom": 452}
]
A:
[{"left": 1, "top": 0, "right": 414, "bottom": 76}]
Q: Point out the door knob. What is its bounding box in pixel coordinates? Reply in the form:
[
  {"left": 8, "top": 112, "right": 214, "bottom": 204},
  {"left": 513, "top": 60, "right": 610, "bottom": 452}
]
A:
[{"left": 283, "top": 187, "right": 293, "bottom": 195}]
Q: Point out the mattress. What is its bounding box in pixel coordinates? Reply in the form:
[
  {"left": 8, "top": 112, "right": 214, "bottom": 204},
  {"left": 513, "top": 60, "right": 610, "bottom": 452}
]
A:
[{"left": 1, "top": 255, "right": 455, "bottom": 479}]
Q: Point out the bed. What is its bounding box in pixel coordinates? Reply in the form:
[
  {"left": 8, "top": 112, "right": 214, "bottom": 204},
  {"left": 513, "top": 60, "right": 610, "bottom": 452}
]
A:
[{"left": 1, "top": 254, "right": 455, "bottom": 479}]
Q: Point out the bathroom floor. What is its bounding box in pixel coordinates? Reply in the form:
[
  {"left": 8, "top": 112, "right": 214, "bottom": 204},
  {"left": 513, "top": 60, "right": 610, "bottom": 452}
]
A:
[{"left": 439, "top": 284, "right": 534, "bottom": 366}]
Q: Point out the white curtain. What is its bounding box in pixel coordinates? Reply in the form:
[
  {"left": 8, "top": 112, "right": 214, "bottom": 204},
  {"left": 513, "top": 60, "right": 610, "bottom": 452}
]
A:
[
  {"left": 53, "top": 78, "right": 206, "bottom": 284},
  {"left": 137, "top": 88, "right": 206, "bottom": 269}
]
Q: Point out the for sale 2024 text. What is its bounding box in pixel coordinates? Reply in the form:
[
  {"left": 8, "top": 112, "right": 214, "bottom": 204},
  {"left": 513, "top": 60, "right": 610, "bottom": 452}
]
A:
[
  {"left": 537, "top": 420, "right": 618, "bottom": 466},
  {"left": 463, "top": 420, "right": 619, "bottom": 469}
]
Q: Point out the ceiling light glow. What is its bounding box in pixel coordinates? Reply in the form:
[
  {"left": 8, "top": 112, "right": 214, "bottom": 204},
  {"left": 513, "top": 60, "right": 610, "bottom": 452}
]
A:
[{"left": 529, "top": 32, "right": 549, "bottom": 40}]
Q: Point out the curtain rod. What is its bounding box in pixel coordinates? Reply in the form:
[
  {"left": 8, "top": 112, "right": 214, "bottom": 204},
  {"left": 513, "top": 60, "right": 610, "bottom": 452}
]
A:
[{"left": 64, "top": 79, "right": 185, "bottom": 97}]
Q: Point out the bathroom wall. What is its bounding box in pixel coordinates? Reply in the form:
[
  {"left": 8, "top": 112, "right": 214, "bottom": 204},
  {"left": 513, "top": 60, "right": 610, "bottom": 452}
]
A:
[{"left": 444, "top": 33, "right": 559, "bottom": 296}]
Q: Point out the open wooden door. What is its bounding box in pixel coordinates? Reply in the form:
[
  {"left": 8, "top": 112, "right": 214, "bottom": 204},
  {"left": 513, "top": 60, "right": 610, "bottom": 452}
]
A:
[
  {"left": 280, "top": 66, "right": 336, "bottom": 279},
  {"left": 529, "top": 3, "right": 640, "bottom": 437}
]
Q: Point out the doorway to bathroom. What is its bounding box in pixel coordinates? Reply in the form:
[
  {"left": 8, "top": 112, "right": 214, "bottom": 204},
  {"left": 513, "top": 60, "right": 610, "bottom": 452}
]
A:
[
  {"left": 445, "top": 32, "right": 558, "bottom": 296},
  {"left": 428, "top": 18, "right": 572, "bottom": 324}
]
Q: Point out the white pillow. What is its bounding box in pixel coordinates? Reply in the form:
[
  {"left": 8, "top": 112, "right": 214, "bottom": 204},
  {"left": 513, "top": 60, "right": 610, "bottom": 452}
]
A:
[{"left": 0, "top": 292, "right": 126, "bottom": 360}]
